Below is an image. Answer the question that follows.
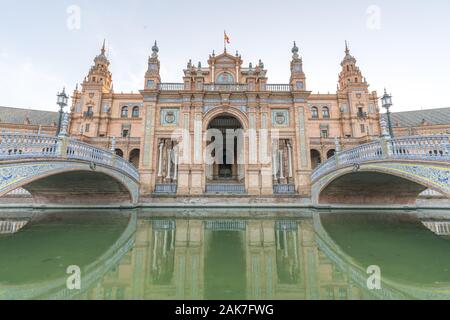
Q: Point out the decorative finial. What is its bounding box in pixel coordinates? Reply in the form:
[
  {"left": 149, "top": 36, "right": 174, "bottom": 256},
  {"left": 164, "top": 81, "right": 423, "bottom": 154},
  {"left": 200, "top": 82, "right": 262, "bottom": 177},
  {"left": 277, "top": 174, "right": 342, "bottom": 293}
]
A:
[
  {"left": 258, "top": 59, "right": 264, "bottom": 69},
  {"left": 249, "top": 62, "right": 253, "bottom": 70},
  {"left": 292, "top": 41, "right": 300, "bottom": 59},
  {"left": 101, "top": 39, "right": 106, "bottom": 55},
  {"left": 198, "top": 61, "right": 202, "bottom": 69},
  {"left": 292, "top": 41, "right": 299, "bottom": 54},
  {"left": 110, "top": 136, "right": 116, "bottom": 152},
  {"left": 212, "top": 50, "right": 215, "bottom": 57},
  {"left": 152, "top": 41, "right": 159, "bottom": 58},
  {"left": 345, "top": 40, "right": 350, "bottom": 55},
  {"left": 59, "top": 113, "right": 70, "bottom": 137},
  {"left": 236, "top": 50, "right": 239, "bottom": 57},
  {"left": 187, "top": 59, "right": 192, "bottom": 68},
  {"left": 334, "top": 137, "right": 341, "bottom": 152},
  {"left": 380, "top": 117, "right": 390, "bottom": 137}
]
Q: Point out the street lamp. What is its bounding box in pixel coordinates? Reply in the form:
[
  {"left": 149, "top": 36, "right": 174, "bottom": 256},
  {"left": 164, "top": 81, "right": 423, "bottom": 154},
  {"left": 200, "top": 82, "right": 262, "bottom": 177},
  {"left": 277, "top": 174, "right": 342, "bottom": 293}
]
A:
[
  {"left": 56, "top": 87, "right": 69, "bottom": 136},
  {"left": 381, "top": 89, "right": 394, "bottom": 138}
]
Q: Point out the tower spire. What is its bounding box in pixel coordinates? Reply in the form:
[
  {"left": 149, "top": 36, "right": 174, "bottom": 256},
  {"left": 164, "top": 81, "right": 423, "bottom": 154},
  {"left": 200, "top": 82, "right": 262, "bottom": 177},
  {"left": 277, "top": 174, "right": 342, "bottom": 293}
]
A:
[{"left": 101, "top": 39, "right": 106, "bottom": 55}]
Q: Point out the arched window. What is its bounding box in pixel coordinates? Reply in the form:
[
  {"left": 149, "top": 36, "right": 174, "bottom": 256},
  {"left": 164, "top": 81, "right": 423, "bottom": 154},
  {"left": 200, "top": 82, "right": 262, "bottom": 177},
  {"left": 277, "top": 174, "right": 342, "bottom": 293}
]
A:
[
  {"left": 121, "top": 106, "right": 129, "bottom": 118},
  {"left": 132, "top": 106, "right": 140, "bottom": 118},
  {"left": 129, "top": 149, "right": 140, "bottom": 168},
  {"left": 311, "top": 107, "right": 319, "bottom": 119},
  {"left": 322, "top": 107, "right": 330, "bottom": 119},
  {"left": 310, "top": 150, "right": 322, "bottom": 169},
  {"left": 327, "top": 149, "right": 336, "bottom": 159},
  {"left": 216, "top": 72, "right": 234, "bottom": 84},
  {"left": 115, "top": 149, "right": 124, "bottom": 158}
]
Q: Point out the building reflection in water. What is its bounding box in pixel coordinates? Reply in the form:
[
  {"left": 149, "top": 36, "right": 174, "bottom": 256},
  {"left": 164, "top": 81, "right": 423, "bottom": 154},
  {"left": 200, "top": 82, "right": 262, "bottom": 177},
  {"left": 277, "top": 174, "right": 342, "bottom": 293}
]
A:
[
  {"left": 150, "top": 220, "right": 175, "bottom": 285},
  {"left": 82, "top": 217, "right": 367, "bottom": 300}
]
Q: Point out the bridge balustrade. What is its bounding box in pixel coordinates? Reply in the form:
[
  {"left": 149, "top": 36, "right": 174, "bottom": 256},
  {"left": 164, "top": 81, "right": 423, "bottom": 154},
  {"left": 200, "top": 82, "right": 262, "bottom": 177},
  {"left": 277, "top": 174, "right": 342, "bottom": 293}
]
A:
[
  {"left": 0, "top": 133, "right": 139, "bottom": 181},
  {"left": 312, "top": 135, "right": 450, "bottom": 181}
]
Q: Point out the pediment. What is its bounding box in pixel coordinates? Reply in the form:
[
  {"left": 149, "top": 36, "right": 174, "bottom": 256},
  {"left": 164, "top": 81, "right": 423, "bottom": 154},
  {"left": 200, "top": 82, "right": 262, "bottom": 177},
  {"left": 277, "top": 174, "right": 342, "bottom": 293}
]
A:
[{"left": 209, "top": 51, "right": 242, "bottom": 67}]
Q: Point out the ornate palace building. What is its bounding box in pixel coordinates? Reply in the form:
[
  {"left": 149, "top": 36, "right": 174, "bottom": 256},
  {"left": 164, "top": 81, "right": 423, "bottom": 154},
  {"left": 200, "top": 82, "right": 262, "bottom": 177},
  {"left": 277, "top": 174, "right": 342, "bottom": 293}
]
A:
[{"left": 68, "top": 41, "right": 383, "bottom": 197}]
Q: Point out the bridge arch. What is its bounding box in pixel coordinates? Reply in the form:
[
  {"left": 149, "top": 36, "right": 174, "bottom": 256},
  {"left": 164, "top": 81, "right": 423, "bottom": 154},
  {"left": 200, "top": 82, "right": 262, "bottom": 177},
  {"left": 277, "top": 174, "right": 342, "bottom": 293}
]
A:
[
  {"left": 0, "top": 133, "right": 140, "bottom": 206},
  {"left": 311, "top": 135, "right": 450, "bottom": 206},
  {"left": 0, "top": 160, "right": 139, "bottom": 205}
]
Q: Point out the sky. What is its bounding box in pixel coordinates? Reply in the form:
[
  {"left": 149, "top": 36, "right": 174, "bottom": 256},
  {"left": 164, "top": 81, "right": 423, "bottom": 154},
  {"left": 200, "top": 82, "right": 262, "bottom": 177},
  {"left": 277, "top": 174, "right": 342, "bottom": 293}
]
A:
[{"left": 0, "top": 0, "right": 449, "bottom": 113}]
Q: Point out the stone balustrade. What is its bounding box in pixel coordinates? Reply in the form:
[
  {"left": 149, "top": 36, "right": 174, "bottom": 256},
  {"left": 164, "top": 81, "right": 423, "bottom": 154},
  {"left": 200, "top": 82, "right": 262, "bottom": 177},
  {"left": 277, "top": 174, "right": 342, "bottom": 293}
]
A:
[
  {"left": 312, "top": 135, "right": 450, "bottom": 182},
  {"left": 158, "top": 83, "right": 186, "bottom": 91},
  {"left": 0, "top": 132, "right": 139, "bottom": 181},
  {"left": 157, "top": 82, "right": 294, "bottom": 92}
]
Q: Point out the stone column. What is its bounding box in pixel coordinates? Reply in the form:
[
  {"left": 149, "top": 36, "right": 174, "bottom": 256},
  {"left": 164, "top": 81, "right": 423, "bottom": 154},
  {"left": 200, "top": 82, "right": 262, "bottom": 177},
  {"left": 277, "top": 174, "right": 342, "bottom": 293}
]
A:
[
  {"left": 259, "top": 95, "right": 273, "bottom": 195},
  {"left": 173, "top": 148, "right": 179, "bottom": 181},
  {"left": 177, "top": 104, "right": 192, "bottom": 196},
  {"left": 287, "top": 142, "right": 293, "bottom": 178},
  {"left": 247, "top": 107, "right": 261, "bottom": 195},
  {"left": 293, "top": 95, "right": 312, "bottom": 196},
  {"left": 158, "top": 142, "right": 164, "bottom": 177},
  {"left": 139, "top": 94, "right": 158, "bottom": 195},
  {"left": 279, "top": 150, "right": 285, "bottom": 180},
  {"left": 190, "top": 99, "right": 204, "bottom": 195},
  {"left": 166, "top": 147, "right": 172, "bottom": 180}
]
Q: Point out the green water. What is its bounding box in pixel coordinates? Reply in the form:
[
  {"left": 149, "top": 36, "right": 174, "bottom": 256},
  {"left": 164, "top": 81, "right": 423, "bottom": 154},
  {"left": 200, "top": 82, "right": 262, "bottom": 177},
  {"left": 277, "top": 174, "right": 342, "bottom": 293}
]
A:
[{"left": 1, "top": 209, "right": 450, "bottom": 300}]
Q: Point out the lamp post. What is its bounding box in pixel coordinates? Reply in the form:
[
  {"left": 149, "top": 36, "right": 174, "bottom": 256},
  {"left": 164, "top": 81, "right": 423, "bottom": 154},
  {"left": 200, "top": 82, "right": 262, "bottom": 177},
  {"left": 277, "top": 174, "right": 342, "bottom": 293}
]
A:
[
  {"left": 56, "top": 87, "right": 69, "bottom": 136},
  {"left": 381, "top": 89, "right": 394, "bottom": 138}
]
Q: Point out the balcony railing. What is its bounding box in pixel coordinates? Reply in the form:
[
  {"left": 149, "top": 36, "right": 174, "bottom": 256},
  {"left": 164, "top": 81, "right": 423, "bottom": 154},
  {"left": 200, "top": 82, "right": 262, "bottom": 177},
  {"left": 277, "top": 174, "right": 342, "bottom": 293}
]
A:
[
  {"left": 158, "top": 83, "right": 186, "bottom": 91},
  {"left": 265, "top": 84, "right": 292, "bottom": 92},
  {"left": 157, "top": 82, "right": 294, "bottom": 93},
  {"left": 83, "top": 111, "right": 94, "bottom": 118},
  {"left": 204, "top": 84, "right": 249, "bottom": 92}
]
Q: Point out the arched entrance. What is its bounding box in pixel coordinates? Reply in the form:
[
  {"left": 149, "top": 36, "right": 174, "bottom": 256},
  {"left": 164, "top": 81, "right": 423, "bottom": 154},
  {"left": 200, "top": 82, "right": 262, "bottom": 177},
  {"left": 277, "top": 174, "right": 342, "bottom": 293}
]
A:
[{"left": 205, "top": 114, "right": 245, "bottom": 194}]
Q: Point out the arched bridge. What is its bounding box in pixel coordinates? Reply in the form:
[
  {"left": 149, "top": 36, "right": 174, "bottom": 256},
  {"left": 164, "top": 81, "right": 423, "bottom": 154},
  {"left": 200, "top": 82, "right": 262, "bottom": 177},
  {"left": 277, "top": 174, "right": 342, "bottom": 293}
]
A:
[
  {"left": 311, "top": 135, "right": 450, "bottom": 205},
  {"left": 0, "top": 133, "right": 140, "bottom": 205}
]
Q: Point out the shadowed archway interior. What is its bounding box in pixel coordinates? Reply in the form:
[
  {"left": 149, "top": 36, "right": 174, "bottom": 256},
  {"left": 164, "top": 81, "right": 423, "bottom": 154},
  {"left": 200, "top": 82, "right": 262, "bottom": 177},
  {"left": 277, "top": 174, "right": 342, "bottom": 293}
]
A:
[
  {"left": 319, "top": 172, "right": 428, "bottom": 205},
  {"left": 23, "top": 171, "right": 133, "bottom": 205},
  {"left": 206, "top": 114, "right": 244, "bottom": 183}
]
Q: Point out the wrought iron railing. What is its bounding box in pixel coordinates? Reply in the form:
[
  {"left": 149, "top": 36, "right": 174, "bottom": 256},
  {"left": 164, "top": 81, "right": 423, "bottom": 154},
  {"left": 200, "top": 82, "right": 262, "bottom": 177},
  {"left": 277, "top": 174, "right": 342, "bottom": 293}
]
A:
[
  {"left": 312, "top": 135, "right": 450, "bottom": 182},
  {"left": 273, "top": 184, "right": 296, "bottom": 194},
  {"left": 0, "top": 133, "right": 139, "bottom": 181},
  {"left": 206, "top": 183, "right": 246, "bottom": 194},
  {"left": 154, "top": 183, "right": 177, "bottom": 194}
]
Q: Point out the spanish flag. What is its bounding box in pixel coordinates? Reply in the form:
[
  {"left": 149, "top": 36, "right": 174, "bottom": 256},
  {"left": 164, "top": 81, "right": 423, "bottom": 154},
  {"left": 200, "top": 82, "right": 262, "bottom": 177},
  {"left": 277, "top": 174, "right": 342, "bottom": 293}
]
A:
[{"left": 224, "top": 31, "right": 230, "bottom": 44}]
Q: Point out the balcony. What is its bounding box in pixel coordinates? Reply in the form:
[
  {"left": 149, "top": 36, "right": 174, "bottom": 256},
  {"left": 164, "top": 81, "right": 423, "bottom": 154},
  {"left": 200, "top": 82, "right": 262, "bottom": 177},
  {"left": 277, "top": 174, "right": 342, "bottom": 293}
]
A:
[
  {"left": 357, "top": 111, "right": 368, "bottom": 119},
  {"left": 83, "top": 111, "right": 94, "bottom": 118}
]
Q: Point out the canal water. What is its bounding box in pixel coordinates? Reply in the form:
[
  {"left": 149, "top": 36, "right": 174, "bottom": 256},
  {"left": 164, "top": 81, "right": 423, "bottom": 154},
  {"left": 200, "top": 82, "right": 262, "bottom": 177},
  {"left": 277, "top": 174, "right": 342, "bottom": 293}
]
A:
[{"left": 1, "top": 209, "right": 450, "bottom": 300}]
